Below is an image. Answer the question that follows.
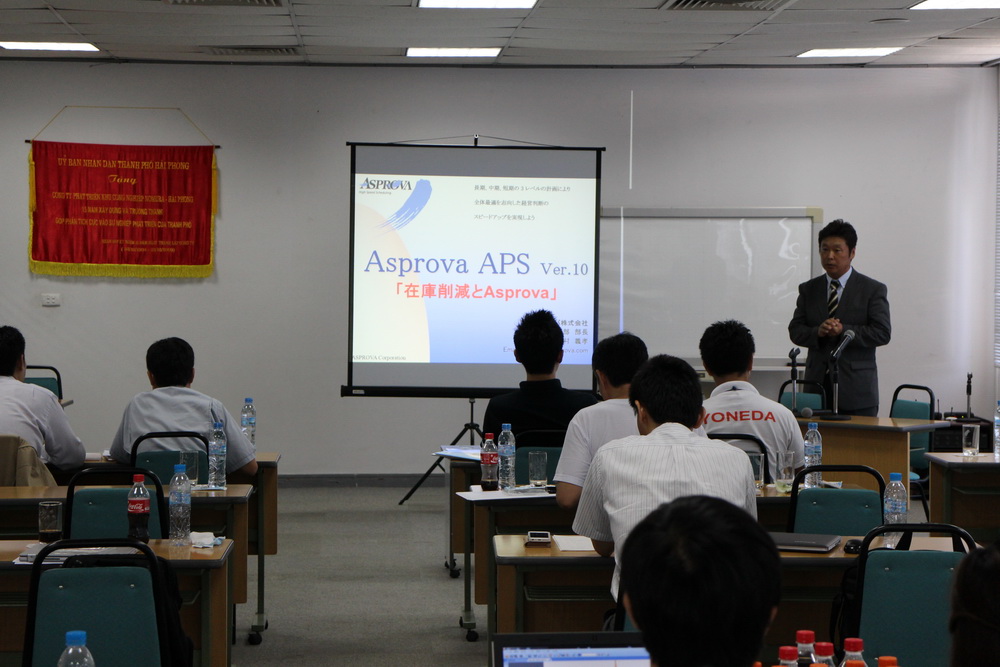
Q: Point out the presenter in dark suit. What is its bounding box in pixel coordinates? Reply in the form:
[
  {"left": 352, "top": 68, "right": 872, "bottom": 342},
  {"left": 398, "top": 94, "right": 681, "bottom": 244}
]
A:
[{"left": 788, "top": 220, "right": 891, "bottom": 416}]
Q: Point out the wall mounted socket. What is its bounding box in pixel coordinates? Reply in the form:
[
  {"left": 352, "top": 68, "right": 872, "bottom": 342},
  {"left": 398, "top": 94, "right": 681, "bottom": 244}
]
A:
[{"left": 41, "top": 293, "right": 61, "bottom": 307}]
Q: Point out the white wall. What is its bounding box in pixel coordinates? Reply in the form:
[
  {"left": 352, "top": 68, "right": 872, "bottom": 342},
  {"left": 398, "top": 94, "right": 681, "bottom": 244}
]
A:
[{"left": 0, "top": 63, "right": 995, "bottom": 475}]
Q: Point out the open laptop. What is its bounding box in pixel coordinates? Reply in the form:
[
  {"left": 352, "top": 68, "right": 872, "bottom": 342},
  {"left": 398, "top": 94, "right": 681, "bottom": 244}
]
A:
[{"left": 493, "top": 631, "right": 650, "bottom": 667}]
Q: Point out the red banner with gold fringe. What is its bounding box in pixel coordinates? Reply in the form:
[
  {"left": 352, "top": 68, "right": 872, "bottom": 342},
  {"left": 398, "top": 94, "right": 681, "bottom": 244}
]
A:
[{"left": 29, "top": 141, "right": 216, "bottom": 278}]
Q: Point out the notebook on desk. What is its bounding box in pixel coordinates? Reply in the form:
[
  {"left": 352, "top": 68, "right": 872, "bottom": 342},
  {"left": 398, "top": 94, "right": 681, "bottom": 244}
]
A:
[
  {"left": 17, "top": 543, "right": 138, "bottom": 564},
  {"left": 493, "top": 631, "right": 650, "bottom": 667},
  {"left": 769, "top": 531, "right": 842, "bottom": 553}
]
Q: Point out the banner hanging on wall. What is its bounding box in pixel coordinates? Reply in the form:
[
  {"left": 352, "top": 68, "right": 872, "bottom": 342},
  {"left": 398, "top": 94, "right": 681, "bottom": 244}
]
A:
[{"left": 28, "top": 140, "right": 216, "bottom": 278}]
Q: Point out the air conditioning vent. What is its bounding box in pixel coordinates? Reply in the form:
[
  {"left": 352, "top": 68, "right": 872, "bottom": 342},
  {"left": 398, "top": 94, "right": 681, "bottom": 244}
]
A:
[
  {"left": 163, "top": 0, "right": 284, "bottom": 7},
  {"left": 206, "top": 47, "right": 300, "bottom": 57},
  {"left": 664, "top": 0, "right": 794, "bottom": 10}
]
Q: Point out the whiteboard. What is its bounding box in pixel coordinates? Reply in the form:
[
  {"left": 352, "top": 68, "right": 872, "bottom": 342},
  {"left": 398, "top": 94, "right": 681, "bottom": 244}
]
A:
[{"left": 598, "top": 208, "right": 821, "bottom": 365}]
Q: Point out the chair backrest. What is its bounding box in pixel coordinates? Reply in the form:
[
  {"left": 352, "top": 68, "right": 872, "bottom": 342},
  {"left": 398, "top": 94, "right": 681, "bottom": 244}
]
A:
[
  {"left": 64, "top": 467, "right": 168, "bottom": 539},
  {"left": 0, "top": 435, "right": 56, "bottom": 486},
  {"left": 787, "top": 465, "right": 886, "bottom": 534},
  {"left": 514, "top": 446, "right": 561, "bottom": 486},
  {"left": 513, "top": 429, "right": 567, "bottom": 448},
  {"left": 24, "top": 365, "right": 62, "bottom": 399},
  {"left": 131, "top": 431, "right": 210, "bottom": 484},
  {"left": 890, "top": 384, "right": 936, "bottom": 469},
  {"left": 778, "top": 379, "right": 827, "bottom": 412},
  {"left": 706, "top": 432, "right": 771, "bottom": 484},
  {"left": 22, "top": 539, "right": 165, "bottom": 667},
  {"left": 855, "top": 523, "right": 975, "bottom": 667}
]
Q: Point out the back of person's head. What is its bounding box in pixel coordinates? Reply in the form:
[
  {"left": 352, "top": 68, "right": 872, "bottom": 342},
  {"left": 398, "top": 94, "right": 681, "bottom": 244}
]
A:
[
  {"left": 818, "top": 219, "right": 858, "bottom": 250},
  {"left": 699, "top": 319, "right": 755, "bottom": 377},
  {"left": 628, "top": 355, "right": 702, "bottom": 429},
  {"left": 513, "top": 310, "right": 564, "bottom": 375},
  {"left": 146, "top": 337, "right": 195, "bottom": 387},
  {"left": 0, "top": 326, "right": 26, "bottom": 377},
  {"left": 620, "top": 495, "right": 781, "bottom": 667},
  {"left": 593, "top": 332, "right": 648, "bottom": 388},
  {"left": 950, "top": 542, "right": 1000, "bottom": 666}
]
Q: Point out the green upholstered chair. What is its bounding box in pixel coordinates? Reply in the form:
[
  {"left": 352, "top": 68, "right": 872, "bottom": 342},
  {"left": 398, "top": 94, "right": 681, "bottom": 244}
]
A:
[
  {"left": 514, "top": 446, "right": 561, "bottom": 487},
  {"left": 787, "top": 465, "right": 885, "bottom": 535},
  {"left": 778, "top": 379, "right": 826, "bottom": 414},
  {"left": 706, "top": 432, "right": 771, "bottom": 484},
  {"left": 130, "top": 431, "right": 210, "bottom": 485},
  {"left": 64, "top": 467, "right": 167, "bottom": 540},
  {"left": 22, "top": 539, "right": 167, "bottom": 667},
  {"left": 854, "top": 523, "right": 974, "bottom": 667},
  {"left": 24, "top": 364, "right": 62, "bottom": 399},
  {"left": 889, "top": 384, "right": 936, "bottom": 518}
]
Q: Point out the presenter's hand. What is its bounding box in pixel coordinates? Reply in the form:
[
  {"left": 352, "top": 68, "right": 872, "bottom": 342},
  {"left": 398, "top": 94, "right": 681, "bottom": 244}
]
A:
[{"left": 818, "top": 318, "right": 843, "bottom": 338}]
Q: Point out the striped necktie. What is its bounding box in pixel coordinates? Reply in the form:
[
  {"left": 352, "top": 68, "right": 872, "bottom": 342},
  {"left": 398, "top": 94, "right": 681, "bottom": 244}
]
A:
[{"left": 827, "top": 279, "right": 841, "bottom": 316}]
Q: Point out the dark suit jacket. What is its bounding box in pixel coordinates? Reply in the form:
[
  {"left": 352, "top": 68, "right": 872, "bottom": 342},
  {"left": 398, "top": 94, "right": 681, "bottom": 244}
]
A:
[{"left": 788, "top": 270, "right": 891, "bottom": 412}]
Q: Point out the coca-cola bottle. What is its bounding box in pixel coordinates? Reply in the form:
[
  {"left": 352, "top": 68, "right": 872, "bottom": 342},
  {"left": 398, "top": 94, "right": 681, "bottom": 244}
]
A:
[
  {"left": 127, "top": 473, "right": 151, "bottom": 543},
  {"left": 480, "top": 433, "right": 499, "bottom": 491}
]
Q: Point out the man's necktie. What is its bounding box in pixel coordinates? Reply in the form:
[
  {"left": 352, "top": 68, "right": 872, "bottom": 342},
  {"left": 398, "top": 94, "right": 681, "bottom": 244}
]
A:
[{"left": 827, "top": 279, "right": 841, "bottom": 316}]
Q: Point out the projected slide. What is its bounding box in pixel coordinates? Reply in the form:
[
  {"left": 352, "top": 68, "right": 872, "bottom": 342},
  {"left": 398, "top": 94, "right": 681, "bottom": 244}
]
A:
[{"left": 346, "top": 144, "right": 601, "bottom": 397}]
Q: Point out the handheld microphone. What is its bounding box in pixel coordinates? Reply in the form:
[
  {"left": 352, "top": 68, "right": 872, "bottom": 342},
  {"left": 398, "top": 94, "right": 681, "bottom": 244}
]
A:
[{"left": 829, "top": 329, "right": 856, "bottom": 362}]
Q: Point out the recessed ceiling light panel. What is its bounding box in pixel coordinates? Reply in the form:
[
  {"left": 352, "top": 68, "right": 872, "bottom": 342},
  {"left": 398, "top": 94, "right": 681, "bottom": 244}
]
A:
[
  {"left": 406, "top": 47, "right": 501, "bottom": 58},
  {"left": 418, "top": 0, "right": 536, "bottom": 7},
  {"left": 0, "top": 42, "right": 99, "bottom": 52},
  {"left": 798, "top": 47, "right": 903, "bottom": 58},
  {"left": 912, "top": 0, "right": 1000, "bottom": 9}
]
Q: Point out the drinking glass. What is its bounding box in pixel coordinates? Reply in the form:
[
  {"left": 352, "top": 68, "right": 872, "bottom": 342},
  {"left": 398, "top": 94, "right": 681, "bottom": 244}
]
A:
[
  {"left": 962, "top": 423, "right": 980, "bottom": 457},
  {"left": 775, "top": 451, "right": 795, "bottom": 494},
  {"left": 38, "top": 501, "right": 62, "bottom": 544},
  {"left": 746, "top": 452, "right": 765, "bottom": 492},
  {"left": 528, "top": 451, "right": 548, "bottom": 487}
]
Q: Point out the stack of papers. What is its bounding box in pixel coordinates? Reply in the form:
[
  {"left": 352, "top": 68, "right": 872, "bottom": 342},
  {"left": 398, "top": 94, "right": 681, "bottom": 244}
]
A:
[{"left": 16, "top": 543, "right": 139, "bottom": 564}]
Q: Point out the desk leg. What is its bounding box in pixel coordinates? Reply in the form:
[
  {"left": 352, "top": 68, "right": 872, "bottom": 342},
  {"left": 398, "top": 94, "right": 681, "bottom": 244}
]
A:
[
  {"left": 486, "top": 509, "right": 496, "bottom": 666},
  {"left": 445, "top": 461, "right": 460, "bottom": 578},
  {"left": 249, "top": 469, "right": 269, "bottom": 645},
  {"left": 200, "top": 560, "right": 231, "bottom": 667},
  {"left": 459, "top": 498, "right": 478, "bottom": 641}
]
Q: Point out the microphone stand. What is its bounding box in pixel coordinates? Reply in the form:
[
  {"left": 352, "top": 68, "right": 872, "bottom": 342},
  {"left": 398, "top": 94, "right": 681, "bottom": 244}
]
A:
[
  {"left": 822, "top": 355, "right": 851, "bottom": 421},
  {"left": 788, "top": 349, "right": 800, "bottom": 415}
]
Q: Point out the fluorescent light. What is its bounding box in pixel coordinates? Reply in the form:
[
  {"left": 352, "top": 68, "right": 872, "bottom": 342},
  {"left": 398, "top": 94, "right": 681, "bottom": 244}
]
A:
[
  {"left": 798, "top": 47, "right": 903, "bottom": 58},
  {"left": 912, "top": 0, "right": 1000, "bottom": 8},
  {"left": 406, "top": 47, "right": 501, "bottom": 58},
  {"left": 0, "top": 42, "right": 99, "bottom": 52},
  {"left": 418, "top": 0, "right": 536, "bottom": 7}
]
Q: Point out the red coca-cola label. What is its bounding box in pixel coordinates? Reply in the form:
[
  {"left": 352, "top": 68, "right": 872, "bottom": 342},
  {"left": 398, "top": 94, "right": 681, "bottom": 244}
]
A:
[
  {"left": 481, "top": 452, "right": 498, "bottom": 465},
  {"left": 128, "top": 498, "right": 150, "bottom": 513}
]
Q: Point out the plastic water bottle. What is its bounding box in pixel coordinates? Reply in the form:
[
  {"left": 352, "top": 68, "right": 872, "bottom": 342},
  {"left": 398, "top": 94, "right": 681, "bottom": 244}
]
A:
[
  {"left": 127, "top": 473, "right": 150, "bottom": 543},
  {"left": 169, "top": 463, "right": 192, "bottom": 547},
  {"left": 838, "top": 638, "right": 868, "bottom": 667},
  {"left": 796, "top": 629, "right": 816, "bottom": 665},
  {"left": 480, "top": 433, "right": 498, "bottom": 491},
  {"left": 883, "top": 472, "right": 907, "bottom": 549},
  {"left": 497, "top": 424, "right": 516, "bottom": 490},
  {"left": 208, "top": 422, "right": 227, "bottom": 489},
  {"left": 812, "top": 642, "right": 837, "bottom": 666},
  {"left": 241, "top": 398, "right": 257, "bottom": 451},
  {"left": 57, "top": 630, "right": 95, "bottom": 667},
  {"left": 804, "top": 423, "right": 822, "bottom": 488},
  {"left": 993, "top": 400, "right": 1000, "bottom": 459},
  {"left": 779, "top": 645, "right": 799, "bottom": 666}
]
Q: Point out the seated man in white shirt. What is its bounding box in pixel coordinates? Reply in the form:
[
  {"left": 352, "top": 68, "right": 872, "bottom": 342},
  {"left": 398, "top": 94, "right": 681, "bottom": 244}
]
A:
[
  {"left": 110, "top": 337, "right": 257, "bottom": 476},
  {"left": 620, "top": 495, "right": 781, "bottom": 667},
  {"left": 0, "top": 326, "right": 85, "bottom": 470},
  {"left": 554, "top": 332, "right": 647, "bottom": 511},
  {"left": 699, "top": 319, "right": 804, "bottom": 480},
  {"left": 572, "top": 354, "right": 757, "bottom": 599}
]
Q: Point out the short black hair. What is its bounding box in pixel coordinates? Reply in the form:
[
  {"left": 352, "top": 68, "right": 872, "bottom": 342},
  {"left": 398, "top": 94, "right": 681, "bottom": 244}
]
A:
[
  {"left": 513, "top": 310, "right": 564, "bottom": 375},
  {"left": 620, "top": 496, "right": 781, "bottom": 667},
  {"left": 627, "top": 355, "right": 703, "bottom": 429},
  {"left": 818, "top": 219, "right": 858, "bottom": 250},
  {"left": 0, "top": 326, "right": 25, "bottom": 377},
  {"left": 592, "top": 332, "right": 648, "bottom": 388},
  {"left": 699, "top": 319, "right": 755, "bottom": 377},
  {"left": 146, "top": 337, "right": 195, "bottom": 387},
  {"left": 951, "top": 542, "right": 1000, "bottom": 666}
]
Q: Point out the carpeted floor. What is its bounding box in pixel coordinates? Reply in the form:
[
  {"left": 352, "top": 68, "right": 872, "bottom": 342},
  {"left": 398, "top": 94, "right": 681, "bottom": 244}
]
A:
[{"left": 231, "top": 483, "right": 487, "bottom": 666}]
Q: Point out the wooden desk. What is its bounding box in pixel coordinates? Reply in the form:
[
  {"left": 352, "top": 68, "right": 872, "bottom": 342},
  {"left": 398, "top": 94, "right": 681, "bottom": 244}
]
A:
[
  {"left": 927, "top": 451, "right": 1000, "bottom": 543},
  {"left": 797, "top": 416, "right": 950, "bottom": 489},
  {"left": 0, "top": 538, "right": 233, "bottom": 667},
  {"left": 0, "top": 484, "right": 251, "bottom": 605}
]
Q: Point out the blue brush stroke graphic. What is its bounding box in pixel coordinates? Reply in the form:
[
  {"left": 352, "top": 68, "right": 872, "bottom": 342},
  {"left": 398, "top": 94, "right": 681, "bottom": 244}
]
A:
[{"left": 379, "top": 179, "right": 432, "bottom": 231}]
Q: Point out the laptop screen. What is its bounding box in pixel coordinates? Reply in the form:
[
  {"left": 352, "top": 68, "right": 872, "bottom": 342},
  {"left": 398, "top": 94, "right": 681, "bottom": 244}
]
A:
[{"left": 493, "top": 632, "right": 650, "bottom": 667}]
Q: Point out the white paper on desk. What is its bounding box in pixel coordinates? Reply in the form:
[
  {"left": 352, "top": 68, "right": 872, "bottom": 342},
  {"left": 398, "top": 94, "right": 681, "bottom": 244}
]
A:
[
  {"left": 552, "top": 535, "right": 595, "bottom": 551},
  {"left": 436, "top": 447, "right": 482, "bottom": 462}
]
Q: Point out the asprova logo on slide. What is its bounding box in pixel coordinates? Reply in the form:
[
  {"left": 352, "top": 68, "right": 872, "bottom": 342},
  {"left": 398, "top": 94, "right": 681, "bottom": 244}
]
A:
[
  {"left": 358, "top": 178, "right": 433, "bottom": 232},
  {"left": 359, "top": 177, "right": 414, "bottom": 191}
]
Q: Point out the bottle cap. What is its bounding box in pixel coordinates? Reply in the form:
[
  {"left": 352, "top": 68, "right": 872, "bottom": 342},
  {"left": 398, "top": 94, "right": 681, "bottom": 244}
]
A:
[
  {"left": 808, "top": 422, "right": 818, "bottom": 429},
  {"left": 814, "top": 641, "right": 835, "bottom": 656},
  {"left": 133, "top": 474, "right": 144, "bottom": 483},
  {"left": 889, "top": 472, "right": 902, "bottom": 482},
  {"left": 484, "top": 433, "right": 494, "bottom": 440},
  {"left": 779, "top": 646, "right": 798, "bottom": 660},
  {"left": 796, "top": 629, "right": 815, "bottom": 644},
  {"left": 844, "top": 637, "right": 864, "bottom": 652},
  {"left": 502, "top": 423, "right": 511, "bottom": 430},
  {"left": 174, "top": 464, "right": 187, "bottom": 473},
  {"left": 245, "top": 397, "right": 253, "bottom": 403},
  {"left": 213, "top": 421, "right": 223, "bottom": 428},
  {"left": 65, "top": 630, "right": 86, "bottom": 646},
  {"left": 877, "top": 658, "right": 898, "bottom": 666}
]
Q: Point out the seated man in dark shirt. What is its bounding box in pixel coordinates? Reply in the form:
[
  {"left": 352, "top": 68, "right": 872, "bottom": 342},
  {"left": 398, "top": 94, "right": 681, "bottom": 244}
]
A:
[{"left": 482, "top": 309, "right": 597, "bottom": 443}]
